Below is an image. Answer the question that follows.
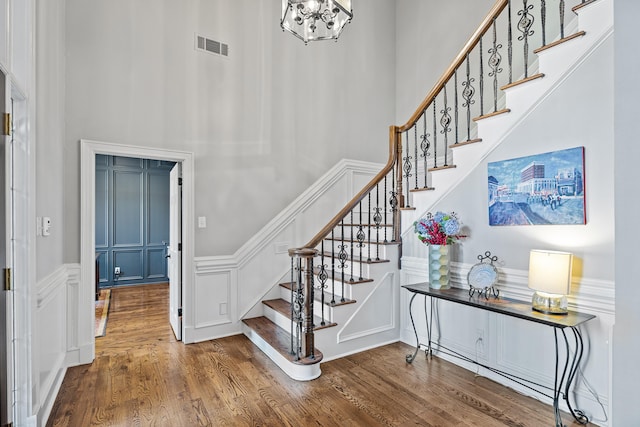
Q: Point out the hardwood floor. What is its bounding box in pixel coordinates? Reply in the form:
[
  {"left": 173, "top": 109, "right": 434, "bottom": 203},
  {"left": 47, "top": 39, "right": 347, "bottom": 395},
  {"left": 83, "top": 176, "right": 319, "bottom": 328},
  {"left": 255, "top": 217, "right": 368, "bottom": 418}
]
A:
[{"left": 47, "top": 283, "right": 593, "bottom": 426}]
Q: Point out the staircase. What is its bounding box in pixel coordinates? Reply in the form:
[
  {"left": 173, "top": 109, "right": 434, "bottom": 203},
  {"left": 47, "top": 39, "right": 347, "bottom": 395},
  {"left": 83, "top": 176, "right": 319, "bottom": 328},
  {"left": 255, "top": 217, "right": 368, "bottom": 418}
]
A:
[{"left": 241, "top": 0, "right": 611, "bottom": 381}]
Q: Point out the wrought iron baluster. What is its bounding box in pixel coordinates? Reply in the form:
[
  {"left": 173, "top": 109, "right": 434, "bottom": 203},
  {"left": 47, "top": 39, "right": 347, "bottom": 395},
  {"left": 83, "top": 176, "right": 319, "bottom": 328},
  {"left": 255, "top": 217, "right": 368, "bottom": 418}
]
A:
[
  {"left": 349, "top": 210, "right": 355, "bottom": 282},
  {"left": 454, "top": 70, "right": 459, "bottom": 144},
  {"left": 517, "top": 0, "right": 535, "bottom": 79},
  {"left": 367, "top": 193, "right": 372, "bottom": 261},
  {"left": 462, "top": 53, "right": 476, "bottom": 142},
  {"left": 290, "top": 255, "right": 294, "bottom": 354},
  {"left": 440, "top": 85, "right": 452, "bottom": 166},
  {"left": 488, "top": 18, "right": 503, "bottom": 113},
  {"left": 338, "top": 221, "right": 347, "bottom": 302},
  {"left": 357, "top": 201, "right": 365, "bottom": 280},
  {"left": 317, "top": 241, "right": 327, "bottom": 326},
  {"left": 420, "top": 112, "right": 431, "bottom": 188},
  {"left": 293, "top": 256, "right": 304, "bottom": 360},
  {"left": 414, "top": 126, "right": 419, "bottom": 189},
  {"left": 403, "top": 130, "right": 412, "bottom": 206},
  {"left": 541, "top": 0, "right": 547, "bottom": 46},
  {"left": 508, "top": 0, "right": 513, "bottom": 84},
  {"left": 432, "top": 102, "right": 438, "bottom": 168},
  {"left": 479, "top": 36, "right": 485, "bottom": 116},
  {"left": 388, "top": 171, "right": 398, "bottom": 242},
  {"left": 559, "top": 0, "right": 565, "bottom": 39},
  {"left": 383, "top": 175, "right": 388, "bottom": 243},
  {"left": 331, "top": 229, "right": 336, "bottom": 304},
  {"left": 374, "top": 184, "right": 382, "bottom": 261}
]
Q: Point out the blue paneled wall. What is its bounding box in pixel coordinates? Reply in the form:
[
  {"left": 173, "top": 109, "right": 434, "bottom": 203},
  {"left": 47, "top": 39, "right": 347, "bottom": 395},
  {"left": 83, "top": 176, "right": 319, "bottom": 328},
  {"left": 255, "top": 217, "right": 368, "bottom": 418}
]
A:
[{"left": 95, "top": 155, "right": 175, "bottom": 288}]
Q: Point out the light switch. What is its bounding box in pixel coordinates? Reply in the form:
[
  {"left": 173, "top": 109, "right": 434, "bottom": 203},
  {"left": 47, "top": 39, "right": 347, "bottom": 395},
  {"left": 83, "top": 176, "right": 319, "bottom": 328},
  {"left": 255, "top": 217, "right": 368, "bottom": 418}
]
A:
[
  {"left": 42, "top": 217, "right": 51, "bottom": 236},
  {"left": 198, "top": 216, "right": 207, "bottom": 228}
]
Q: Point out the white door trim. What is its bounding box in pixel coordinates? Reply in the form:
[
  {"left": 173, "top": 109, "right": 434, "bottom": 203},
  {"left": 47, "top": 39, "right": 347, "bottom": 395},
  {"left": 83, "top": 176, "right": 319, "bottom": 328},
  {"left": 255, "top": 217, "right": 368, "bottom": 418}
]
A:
[{"left": 80, "top": 140, "right": 195, "bottom": 362}]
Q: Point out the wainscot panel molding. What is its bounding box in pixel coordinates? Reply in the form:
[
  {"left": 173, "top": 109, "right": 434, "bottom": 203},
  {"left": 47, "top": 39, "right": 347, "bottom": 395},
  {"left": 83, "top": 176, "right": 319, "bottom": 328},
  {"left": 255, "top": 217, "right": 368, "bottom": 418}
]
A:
[
  {"left": 400, "top": 256, "right": 612, "bottom": 426},
  {"left": 35, "top": 264, "right": 80, "bottom": 426},
  {"left": 337, "top": 272, "right": 397, "bottom": 343},
  {"left": 189, "top": 160, "right": 382, "bottom": 342}
]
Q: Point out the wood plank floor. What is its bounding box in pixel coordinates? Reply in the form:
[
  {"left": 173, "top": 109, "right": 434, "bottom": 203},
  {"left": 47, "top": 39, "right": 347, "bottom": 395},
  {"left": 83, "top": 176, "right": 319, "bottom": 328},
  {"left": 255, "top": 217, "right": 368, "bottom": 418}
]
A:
[{"left": 46, "top": 283, "right": 594, "bottom": 426}]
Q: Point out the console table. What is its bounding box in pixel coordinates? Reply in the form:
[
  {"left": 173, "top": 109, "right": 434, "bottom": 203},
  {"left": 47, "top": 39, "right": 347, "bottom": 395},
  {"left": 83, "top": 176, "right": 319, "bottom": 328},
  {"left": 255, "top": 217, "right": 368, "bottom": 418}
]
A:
[{"left": 403, "top": 283, "right": 595, "bottom": 427}]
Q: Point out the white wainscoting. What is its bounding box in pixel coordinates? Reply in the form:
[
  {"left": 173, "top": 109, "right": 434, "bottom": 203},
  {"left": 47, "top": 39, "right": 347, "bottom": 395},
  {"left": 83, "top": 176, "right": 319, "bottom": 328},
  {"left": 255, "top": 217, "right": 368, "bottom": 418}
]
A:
[
  {"left": 189, "top": 159, "right": 383, "bottom": 342},
  {"left": 35, "top": 264, "right": 81, "bottom": 426},
  {"left": 400, "top": 256, "right": 613, "bottom": 427}
]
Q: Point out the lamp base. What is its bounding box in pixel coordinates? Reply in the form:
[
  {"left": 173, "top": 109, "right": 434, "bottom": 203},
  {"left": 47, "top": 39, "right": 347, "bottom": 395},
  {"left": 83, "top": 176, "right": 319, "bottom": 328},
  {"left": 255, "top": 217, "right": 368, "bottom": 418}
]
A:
[{"left": 531, "top": 291, "right": 568, "bottom": 315}]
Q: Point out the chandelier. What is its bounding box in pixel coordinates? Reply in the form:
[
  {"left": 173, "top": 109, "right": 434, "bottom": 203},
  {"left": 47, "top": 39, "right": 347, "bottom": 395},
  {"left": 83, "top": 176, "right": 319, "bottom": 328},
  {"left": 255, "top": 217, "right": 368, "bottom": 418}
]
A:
[{"left": 281, "top": 0, "right": 353, "bottom": 44}]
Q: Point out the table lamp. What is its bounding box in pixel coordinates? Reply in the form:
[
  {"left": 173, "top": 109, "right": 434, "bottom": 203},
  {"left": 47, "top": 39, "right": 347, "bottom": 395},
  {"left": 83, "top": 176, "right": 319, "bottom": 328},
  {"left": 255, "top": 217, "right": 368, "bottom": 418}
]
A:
[{"left": 528, "top": 250, "right": 573, "bottom": 315}]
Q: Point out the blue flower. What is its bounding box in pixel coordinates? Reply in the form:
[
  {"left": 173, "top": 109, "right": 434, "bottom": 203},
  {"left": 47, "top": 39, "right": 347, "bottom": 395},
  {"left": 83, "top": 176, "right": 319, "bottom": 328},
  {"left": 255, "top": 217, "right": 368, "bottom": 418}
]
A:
[{"left": 443, "top": 218, "right": 460, "bottom": 235}]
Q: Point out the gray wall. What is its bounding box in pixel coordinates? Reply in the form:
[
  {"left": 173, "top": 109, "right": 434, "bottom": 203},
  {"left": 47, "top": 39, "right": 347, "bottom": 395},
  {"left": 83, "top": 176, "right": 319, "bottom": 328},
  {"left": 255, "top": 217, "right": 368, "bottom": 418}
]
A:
[
  {"left": 613, "top": 0, "right": 640, "bottom": 424},
  {"left": 395, "top": 0, "right": 495, "bottom": 123},
  {"left": 36, "top": 0, "right": 66, "bottom": 281},
  {"left": 63, "top": 0, "right": 397, "bottom": 261}
]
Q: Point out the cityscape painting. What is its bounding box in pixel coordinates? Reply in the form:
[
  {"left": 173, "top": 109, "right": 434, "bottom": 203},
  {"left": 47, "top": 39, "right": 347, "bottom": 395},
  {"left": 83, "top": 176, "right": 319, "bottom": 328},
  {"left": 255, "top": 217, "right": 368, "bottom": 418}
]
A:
[{"left": 488, "top": 147, "right": 586, "bottom": 226}]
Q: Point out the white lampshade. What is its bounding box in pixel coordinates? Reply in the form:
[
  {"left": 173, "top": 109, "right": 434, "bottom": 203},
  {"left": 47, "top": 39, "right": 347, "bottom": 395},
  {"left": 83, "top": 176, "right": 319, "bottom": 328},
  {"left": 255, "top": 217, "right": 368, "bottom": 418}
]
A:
[{"left": 528, "top": 250, "right": 573, "bottom": 295}]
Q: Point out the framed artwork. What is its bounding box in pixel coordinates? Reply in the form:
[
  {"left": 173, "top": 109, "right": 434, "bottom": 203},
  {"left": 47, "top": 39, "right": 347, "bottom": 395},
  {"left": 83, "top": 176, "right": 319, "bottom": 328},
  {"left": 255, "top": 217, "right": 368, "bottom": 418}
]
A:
[{"left": 487, "top": 146, "right": 586, "bottom": 226}]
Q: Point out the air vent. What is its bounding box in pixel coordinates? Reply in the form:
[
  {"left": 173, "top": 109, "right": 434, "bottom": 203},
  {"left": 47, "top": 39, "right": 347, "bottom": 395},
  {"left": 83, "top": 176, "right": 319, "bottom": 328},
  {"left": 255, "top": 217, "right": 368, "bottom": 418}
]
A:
[{"left": 195, "top": 34, "right": 229, "bottom": 58}]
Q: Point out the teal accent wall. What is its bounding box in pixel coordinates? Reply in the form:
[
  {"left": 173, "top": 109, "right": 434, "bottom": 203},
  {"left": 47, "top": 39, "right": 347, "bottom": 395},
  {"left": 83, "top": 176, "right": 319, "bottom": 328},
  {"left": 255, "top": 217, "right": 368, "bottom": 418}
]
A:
[{"left": 95, "top": 155, "right": 175, "bottom": 287}]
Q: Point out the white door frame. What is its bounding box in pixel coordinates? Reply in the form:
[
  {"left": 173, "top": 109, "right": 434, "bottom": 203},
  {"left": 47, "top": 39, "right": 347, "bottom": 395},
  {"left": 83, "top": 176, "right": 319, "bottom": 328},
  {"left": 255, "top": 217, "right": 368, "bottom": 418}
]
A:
[{"left": 80, "top": 139, "right": 195, "bottom": 361}]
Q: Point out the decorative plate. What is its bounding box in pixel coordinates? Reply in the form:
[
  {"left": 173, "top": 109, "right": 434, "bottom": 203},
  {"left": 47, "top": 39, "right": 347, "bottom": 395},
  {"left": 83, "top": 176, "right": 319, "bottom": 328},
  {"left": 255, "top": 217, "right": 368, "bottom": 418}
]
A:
[{"left": 467, "top": 262, "right": 498, "bottom": 289}]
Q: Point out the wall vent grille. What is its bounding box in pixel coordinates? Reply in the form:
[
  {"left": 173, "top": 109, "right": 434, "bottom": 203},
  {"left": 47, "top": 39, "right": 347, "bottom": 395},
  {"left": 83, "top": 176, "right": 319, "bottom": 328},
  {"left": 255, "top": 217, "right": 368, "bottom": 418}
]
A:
[{"left": 195, "top": 34, "right": 229, "bottom": 58}]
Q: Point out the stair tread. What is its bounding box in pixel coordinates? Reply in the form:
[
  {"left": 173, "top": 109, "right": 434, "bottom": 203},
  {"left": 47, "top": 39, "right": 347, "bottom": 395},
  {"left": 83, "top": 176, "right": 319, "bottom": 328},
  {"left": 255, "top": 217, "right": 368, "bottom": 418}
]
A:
[
  {"left": 242, "top": 316, "right": 323, "bottom": 365},
  {"left": 279, "top": 282, "right": 357, "bottom": 307},
  {"left": 410, "top": 186, "right": 435, "bottom": 193},
  {"left": 262, "top": 299, "right": 337, "bottom": 331}
]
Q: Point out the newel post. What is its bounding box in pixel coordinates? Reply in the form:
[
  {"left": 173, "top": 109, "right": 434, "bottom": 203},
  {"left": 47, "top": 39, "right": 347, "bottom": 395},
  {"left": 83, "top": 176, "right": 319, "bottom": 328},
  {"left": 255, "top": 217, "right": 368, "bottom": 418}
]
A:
[{"left": 288, "top": 247, "right": 318, "bottom": 360}]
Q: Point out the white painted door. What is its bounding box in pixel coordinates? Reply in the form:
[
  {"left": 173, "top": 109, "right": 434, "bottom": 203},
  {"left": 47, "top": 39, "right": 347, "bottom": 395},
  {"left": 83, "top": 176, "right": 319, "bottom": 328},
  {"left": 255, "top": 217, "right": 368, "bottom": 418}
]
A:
[
  {"left": 9, "top": 85, "right": 29, "bottom": 426},
  {"left": 168, "top": 163, "right": 182, "bottom": 340},
  {"left": 0, "top": 69, "right": 13, "bottom": 427}
]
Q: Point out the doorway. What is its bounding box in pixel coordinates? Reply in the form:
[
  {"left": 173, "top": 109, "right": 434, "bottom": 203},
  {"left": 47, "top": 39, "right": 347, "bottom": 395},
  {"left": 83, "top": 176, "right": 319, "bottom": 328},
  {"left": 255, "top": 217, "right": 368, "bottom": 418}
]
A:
[
  {"left": 95, "top": 155, "right": 175, "bottom": 289},
  {"left": 80, "top": 140, "right": 194, "bottom": 359}
]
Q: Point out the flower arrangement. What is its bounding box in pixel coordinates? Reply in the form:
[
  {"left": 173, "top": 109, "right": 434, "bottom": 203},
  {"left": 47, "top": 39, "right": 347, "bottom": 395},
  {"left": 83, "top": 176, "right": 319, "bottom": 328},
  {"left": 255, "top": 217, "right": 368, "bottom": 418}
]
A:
[{"left": 413, "top": 211, "right": 465, "bottom": 246}]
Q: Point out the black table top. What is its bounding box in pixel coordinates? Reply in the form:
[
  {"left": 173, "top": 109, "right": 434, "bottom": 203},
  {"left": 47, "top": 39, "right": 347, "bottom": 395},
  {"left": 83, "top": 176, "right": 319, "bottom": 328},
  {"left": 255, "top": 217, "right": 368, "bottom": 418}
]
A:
[{"left": 403, "top": 283, "right": 596, "bottom": 328}]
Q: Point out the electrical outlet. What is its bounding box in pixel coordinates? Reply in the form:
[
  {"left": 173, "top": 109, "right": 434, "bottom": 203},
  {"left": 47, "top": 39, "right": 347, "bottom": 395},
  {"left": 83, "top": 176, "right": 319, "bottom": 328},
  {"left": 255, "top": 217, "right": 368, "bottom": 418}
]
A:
[{"left": 114, "top": 267, "right": 121, "bottom": 275}]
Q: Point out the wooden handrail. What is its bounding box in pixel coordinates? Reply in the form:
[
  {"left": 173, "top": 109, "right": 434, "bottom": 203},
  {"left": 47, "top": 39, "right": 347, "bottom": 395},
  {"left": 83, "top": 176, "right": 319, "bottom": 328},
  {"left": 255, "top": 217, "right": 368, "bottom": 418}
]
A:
[
  {"left": 398, "top": 0, "right": 509, "bottom": 133},
  {"left": 300, "top": 125, "right": 400, "bottom": 250}
]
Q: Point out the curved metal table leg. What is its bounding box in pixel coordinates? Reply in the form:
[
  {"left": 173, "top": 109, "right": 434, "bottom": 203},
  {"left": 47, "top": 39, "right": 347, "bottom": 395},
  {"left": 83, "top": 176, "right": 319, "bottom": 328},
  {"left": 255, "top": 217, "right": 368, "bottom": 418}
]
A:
[
  {"left": 553, "top": 327, "right": 590, "bottom": 426},
  {"left": 563, "top": 327, "right": 590, "bottom": 424},
  {"left": 406, "top": 293, "right": 420, "bottom": 363}
]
